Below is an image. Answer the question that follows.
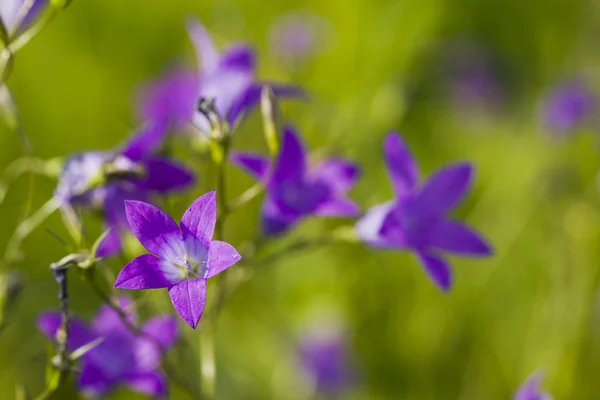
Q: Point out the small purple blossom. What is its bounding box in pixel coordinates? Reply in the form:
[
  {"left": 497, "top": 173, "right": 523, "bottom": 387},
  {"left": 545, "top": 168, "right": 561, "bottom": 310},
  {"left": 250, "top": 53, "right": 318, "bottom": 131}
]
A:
[
  {"left": 37, "top": 295, "right": 178, "bottom": 397},
  {"left": 356, "top": 132, "right": 492, "bottom": 290},
  {"left": 231, "top": 126, "right": 360, "bottom": 235},
  {"left": 443, "top": 45, "right": 506, "bottom": 113},
  {"left": 54, "top": 130, "right": 195, "bottom": 257},
  {"left": 114, "top": 191, "right": 242, "bottom": 328},
  {"left": 134, "top": 18, "right": 303, "bottom": 151},
  {"left": 268, "top": 11, "right": 332, "bottom": 66},
  {"left": 0, "top": 0, "right": 48, "bottom": 38},
  {"left": 541, "top": 79, "right": 597, "bottom": 136},
  {"left": 299, "top": 326, "right": 357, "bottom": 395},
  {"left": 514, "top": 372, "right": 553, "bottom": 400}
]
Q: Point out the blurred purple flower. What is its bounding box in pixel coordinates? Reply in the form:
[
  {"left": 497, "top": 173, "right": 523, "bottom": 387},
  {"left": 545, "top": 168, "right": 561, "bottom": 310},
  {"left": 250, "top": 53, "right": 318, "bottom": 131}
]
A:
[
  {"left": 231, "top": 126, "right": 360, "bottom": 235},
  {"left": 114, "top": 191, "right": 241, "bottom": 328},
  {"left": 38, "top": 295, "right": 178, "bottom": 397},
  {"left": 134, "top": 18, "right": 303, "bottom": 151},
  {"left": 268, "top": 11, "right": 331, "bottom": 66},
  {"left": 541, "top": 79, "right": 596, "bottom": 136},
  {"left": 356, "top": 132, "right": 492, "bottom": 291},
  {"left": 299, "top": 327, "right": 357, "bottom": 395},
  {"left": 54, "top": 128, "right": 195, "bottom": 257},
  {"left": 0, "top": 0, "right": 48, "bottom": 37},
  {"left": 443, "top": 44, "right": 506, "bottom": 114},
  {"left": 514, "top": 372, "right": 553, "bottom": 400}
]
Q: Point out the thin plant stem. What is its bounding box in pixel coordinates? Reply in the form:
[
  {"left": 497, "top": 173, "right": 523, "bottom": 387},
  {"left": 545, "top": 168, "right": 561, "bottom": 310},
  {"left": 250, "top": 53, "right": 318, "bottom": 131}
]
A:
[{"left": 3, "top": 197, "right": 60, "bottom": 264}]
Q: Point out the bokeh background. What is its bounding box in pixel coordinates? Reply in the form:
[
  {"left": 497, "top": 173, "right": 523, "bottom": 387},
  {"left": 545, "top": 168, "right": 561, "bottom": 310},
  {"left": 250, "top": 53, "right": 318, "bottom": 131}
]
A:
[{"left": 1, "top": 0, "right": 600, "bottom": 398}]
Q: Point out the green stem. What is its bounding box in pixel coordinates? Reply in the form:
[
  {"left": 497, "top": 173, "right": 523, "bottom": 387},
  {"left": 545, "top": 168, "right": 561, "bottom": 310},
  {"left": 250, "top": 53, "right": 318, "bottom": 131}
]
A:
[{"left": 3, "top": 197, "right": 60, "bottom": 264}]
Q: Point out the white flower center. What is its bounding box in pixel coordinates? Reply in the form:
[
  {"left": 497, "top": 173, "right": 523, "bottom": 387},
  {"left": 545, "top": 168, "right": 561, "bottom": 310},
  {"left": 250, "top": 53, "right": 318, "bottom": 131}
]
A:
[{"left": 159, "top": 235, "right": 209, "bottom": 284}]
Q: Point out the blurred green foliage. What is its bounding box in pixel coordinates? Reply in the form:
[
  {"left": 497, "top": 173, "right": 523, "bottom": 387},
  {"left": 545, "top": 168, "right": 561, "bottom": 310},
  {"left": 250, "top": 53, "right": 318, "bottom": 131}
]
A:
[{"left": 1, "top": 0, "right": 600, "bottom": 398}]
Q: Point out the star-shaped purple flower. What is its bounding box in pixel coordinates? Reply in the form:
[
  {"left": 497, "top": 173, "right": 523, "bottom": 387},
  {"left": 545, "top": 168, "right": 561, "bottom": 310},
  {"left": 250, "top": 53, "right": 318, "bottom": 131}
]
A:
[
  {"left": 231, "top": 126, "right": 361, "bottom": 235},
  {"left": 114, "top": 191, "right": 242, "bottom": 328},
  {"left": 134, "top": 18, "right": 303, "bottom": 150},
  {"left": 54, "top": 129, "right": 195, "bottom": 257},
  {"left": 356, "top": 132, "right": 492, "bottom": 291},
  {"left": 514, "top": 372, "right": 553, "bottom": 400},
  {"left": 37, "top": 295, "right": 178, "bottom": 398},
  {"left": 541, "top": 79, "right": 597, "bottom": 136}
]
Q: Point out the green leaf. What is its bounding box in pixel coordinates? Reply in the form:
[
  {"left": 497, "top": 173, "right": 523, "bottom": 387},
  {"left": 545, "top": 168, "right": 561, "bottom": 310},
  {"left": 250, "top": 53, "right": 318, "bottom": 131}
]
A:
[{"left": 0, "top": 16, "right": 9, "bottom": 47}]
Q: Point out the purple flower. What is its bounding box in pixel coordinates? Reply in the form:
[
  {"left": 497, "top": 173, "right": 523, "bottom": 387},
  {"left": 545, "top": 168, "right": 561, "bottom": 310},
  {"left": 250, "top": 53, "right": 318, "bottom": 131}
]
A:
[
  {"left": 443, "top": 44, "right": 505, "bottom": 113},
  {"left": 133, "top": 18, "right": 303, "bottom": 150},
  {"left": 0, "top": 0, "right": 48, "bottom": 38},
  {"left": 37, "top": 295, "right": 178, "bottom": 397},
  {"left": 356, "top": 132, "right": 492, "bottom": 291},
  {"left": 299, "top": 326, "right": 357, "bottom": 395},
  {"left": 514, "top": 372, "right": 553, "bottom": 400},
  {"left": 54, "top": 134, "right": 195, "bottom": 257},
  {"left": 541, "top": 79, "right": 597, "bottom": 136},
  {"left": 114, "top": 191, "right": 242, "bottom": 328},
  {"left": 231, "top": 126, "right": 360, "bottom": 235},
  {"left": 268, "top": 11, "right": 332, "bottom": 66}
]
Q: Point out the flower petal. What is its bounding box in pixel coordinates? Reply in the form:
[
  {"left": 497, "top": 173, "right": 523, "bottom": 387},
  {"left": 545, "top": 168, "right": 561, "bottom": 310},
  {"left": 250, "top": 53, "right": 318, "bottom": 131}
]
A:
[
  {"left": 79, "top": 364, "right": 116, "bottom": 397},
  {"left": 186, "top": 17, "right": 220, "bottom": 74},
  {"left": 142, "top": 316, "right": 179, "bottom": 350},
  {"left": 384, "top": 132, "right": 419, "bottom": 199},
  {"left": 168, "top": 279, "right": 207, "bottom": 329},
  {"left": 207, "top": 240, "right": 242, "bottom": 279},
  {"left": 514, "top": 372, "right": 552, "bottom": 400},
  {"left": 138, "top": 158, "right": 195, "bottom": 193},
  {"left": 416, "top": 252, "right": 453, "bottom": 291},
  {"left": 228, "top": 82, "right": 305, "bottom": 127},
  {"left": 355, "top": 201, "right": 398, "bottom": 248},
  {"left": 124, "top": 200, "right": 181, "bottom": 255},
  {"left": 426, "top": 219, "right": 492, "bottom": 256},
  {"left": 137, "top": 67, "right": 200, "bottom": 132},
  {"left": 180, "top": 191, "right": 217, "bottom": 246},
  {"left": 37, "top": 313, "right": 93, "bottom": 351},
  {"left": 200, "top": 68, "right": 254, "bottom": 121},
  {"left": 273, "top": 126, "right": 307, "bottom": 185},
  {"left": 125, "top": 371, "right": 168, "bottom": 397},
  {"left": 115, "top": 254, "right": 172, "bottom": 290},
  {"left": 92, "top": 295, "right": 137, "bottom": 336},
  {"left": 314, "top": 198, "right": 360, "bottom": 217},
  {"left": 230, "top": 152, "right": 270, "bottom": 180},
  {"left": 261, "top": 196, "right": 298, "bottom": 236},
  {"left": 121, "top": 121, "right": 169, "bottom": 161},
  {"left": 413, "top": 163, "right": 473, "bottom": 216},
  {"left": 220, "top": 43, "right": 255, "bottom": 71},
  {"left": 312, "top": 159, "right": 360, "bottom": 194},
  {"left": 95, "top": 227, "right": 122, "bottom": 258}
]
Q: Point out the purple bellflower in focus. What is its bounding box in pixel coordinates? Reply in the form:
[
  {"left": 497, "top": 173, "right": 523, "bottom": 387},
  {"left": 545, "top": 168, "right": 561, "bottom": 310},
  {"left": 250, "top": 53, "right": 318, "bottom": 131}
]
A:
[
  {"left": 541, "top": 79, "right": 597, "bottom": 137},
  {"left": 38, "top": 295, "right": 178, "bottom": 397},
  {"left": 114, "top": 191, "right": 242, "bottom": 328},
  {"left": 299, "top": 326, "right": 357, "bottom": 396},
  {"left": 231, "top": 126, "right": 361, "bottom": 235},
  {"left": 356, "top": 132, "right": 492, "bottom": 291},
  {"left": 134, "top": 18, "right": 302, "bottom": 150},
  {"left": 0, "top": 0, "right": 48, "bottom": 38},
  {"left": 54, "top": 125, "right": 195, "bottom": 257},
  {"left": 514, "top": 372, "right": 553, "bottom": 400}
]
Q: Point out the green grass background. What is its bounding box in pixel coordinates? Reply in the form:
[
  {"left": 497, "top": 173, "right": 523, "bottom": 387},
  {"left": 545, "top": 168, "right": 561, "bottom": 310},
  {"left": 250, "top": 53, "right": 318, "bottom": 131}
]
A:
[{"left": 1, "top": 0, "right": 600, "bottom": 398}]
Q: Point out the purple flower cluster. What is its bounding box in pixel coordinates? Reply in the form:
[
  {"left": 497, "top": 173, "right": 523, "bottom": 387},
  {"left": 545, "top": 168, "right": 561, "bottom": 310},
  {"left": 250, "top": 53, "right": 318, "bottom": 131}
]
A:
[
  {"left": 25, "top": 14, "right": 500, "bottom": 399},
  {"left": 514, "top": 373, "right": 553, "bottom": 400},
  {"left": 38, "top": 296, "right": 178, "bottom": 397}
]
